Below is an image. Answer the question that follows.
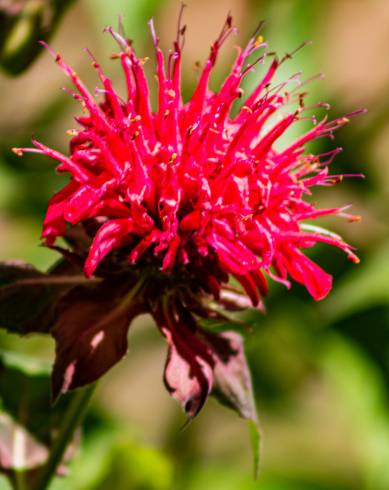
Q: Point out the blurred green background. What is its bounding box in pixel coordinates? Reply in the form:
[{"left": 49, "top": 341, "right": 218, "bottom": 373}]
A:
[{"left": 0, "top": 0, "right": 388, "bottom": 489}]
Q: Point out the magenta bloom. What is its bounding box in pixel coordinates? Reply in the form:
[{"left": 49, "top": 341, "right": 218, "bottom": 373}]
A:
[{"left": 13, "top": 15, "right": 360, "bottom": 419}]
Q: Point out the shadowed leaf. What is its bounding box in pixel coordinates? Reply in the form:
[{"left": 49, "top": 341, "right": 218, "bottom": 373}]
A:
[
  {"left": 52, "top": 280, "right": 143, "bottom": 401},
  {"left": 0, "top": 261, "right": 85, "bottom": 335},
  {"left": 207, "top": 332, "right": 257, "bottom": 419}
]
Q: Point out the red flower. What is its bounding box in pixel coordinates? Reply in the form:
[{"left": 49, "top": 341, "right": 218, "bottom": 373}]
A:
[{"left": 13, "top": 14, "right": 361, "bottom": 421}]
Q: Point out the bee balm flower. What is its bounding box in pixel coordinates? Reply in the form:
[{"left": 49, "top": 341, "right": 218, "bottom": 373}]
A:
[{"left": 13, "top": 14, "right": 361, "bottom": 419}]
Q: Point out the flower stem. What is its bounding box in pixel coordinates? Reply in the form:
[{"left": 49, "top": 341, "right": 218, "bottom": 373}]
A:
[{"left": 33, "top": 384, "right": 95, "bottom": 490}]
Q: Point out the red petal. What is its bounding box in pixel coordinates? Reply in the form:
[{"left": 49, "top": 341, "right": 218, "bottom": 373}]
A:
[
  {"left": 84, "top": 219, "right": 133, "bottom": 277},
  {"left": 282, "top": 246, "right": 332, "bottom": 300}
]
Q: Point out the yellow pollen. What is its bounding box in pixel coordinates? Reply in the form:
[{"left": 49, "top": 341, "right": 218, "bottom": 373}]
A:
[
  {"left": 255, "top": 35, "right": 264, "bottom": 47},
  {"left": 242, "top": 213, "right": 254, "bottom": 221},
  {"left": 169, "top": 153, "right": 178, "bottom": 165},
  {"left": 12, "top": 148, "right": 23, "bottom": 156}
]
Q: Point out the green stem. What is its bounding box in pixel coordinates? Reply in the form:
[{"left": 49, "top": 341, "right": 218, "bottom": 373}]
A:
[
  {"left": 14, "top": 470, "right": 27, "bottom": 490},
  {"left": 33, "top": 384, "right": 95, "bottom": 490}
]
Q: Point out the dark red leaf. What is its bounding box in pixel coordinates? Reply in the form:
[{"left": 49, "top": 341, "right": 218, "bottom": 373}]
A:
[
  {"left": 153, "top": 301, "right": 214, "bottom": 418},
  {"left": 206, "top": 331, "right": 258, "bottom": 422},
  {"left": 0, "top": 261, "right": 50, "bottom": 289},
  {"left": 0, "top": 261, "right": 78, "bottom": 335},
  {"left": 52, "top": 281, "right": 142, "bottom": 401}
]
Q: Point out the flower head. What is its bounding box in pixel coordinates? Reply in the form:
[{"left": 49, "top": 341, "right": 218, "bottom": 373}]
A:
[{"left": 13, "top": 13, "right": 361, "bottom": 420}]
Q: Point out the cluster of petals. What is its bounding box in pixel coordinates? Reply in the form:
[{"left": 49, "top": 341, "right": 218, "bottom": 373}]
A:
[
  {"left": 15, "top": 15, "right": 360, "bottom": 304},
  {"left": 9, "top": 14, "right": 365, "bottom": 423}
]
